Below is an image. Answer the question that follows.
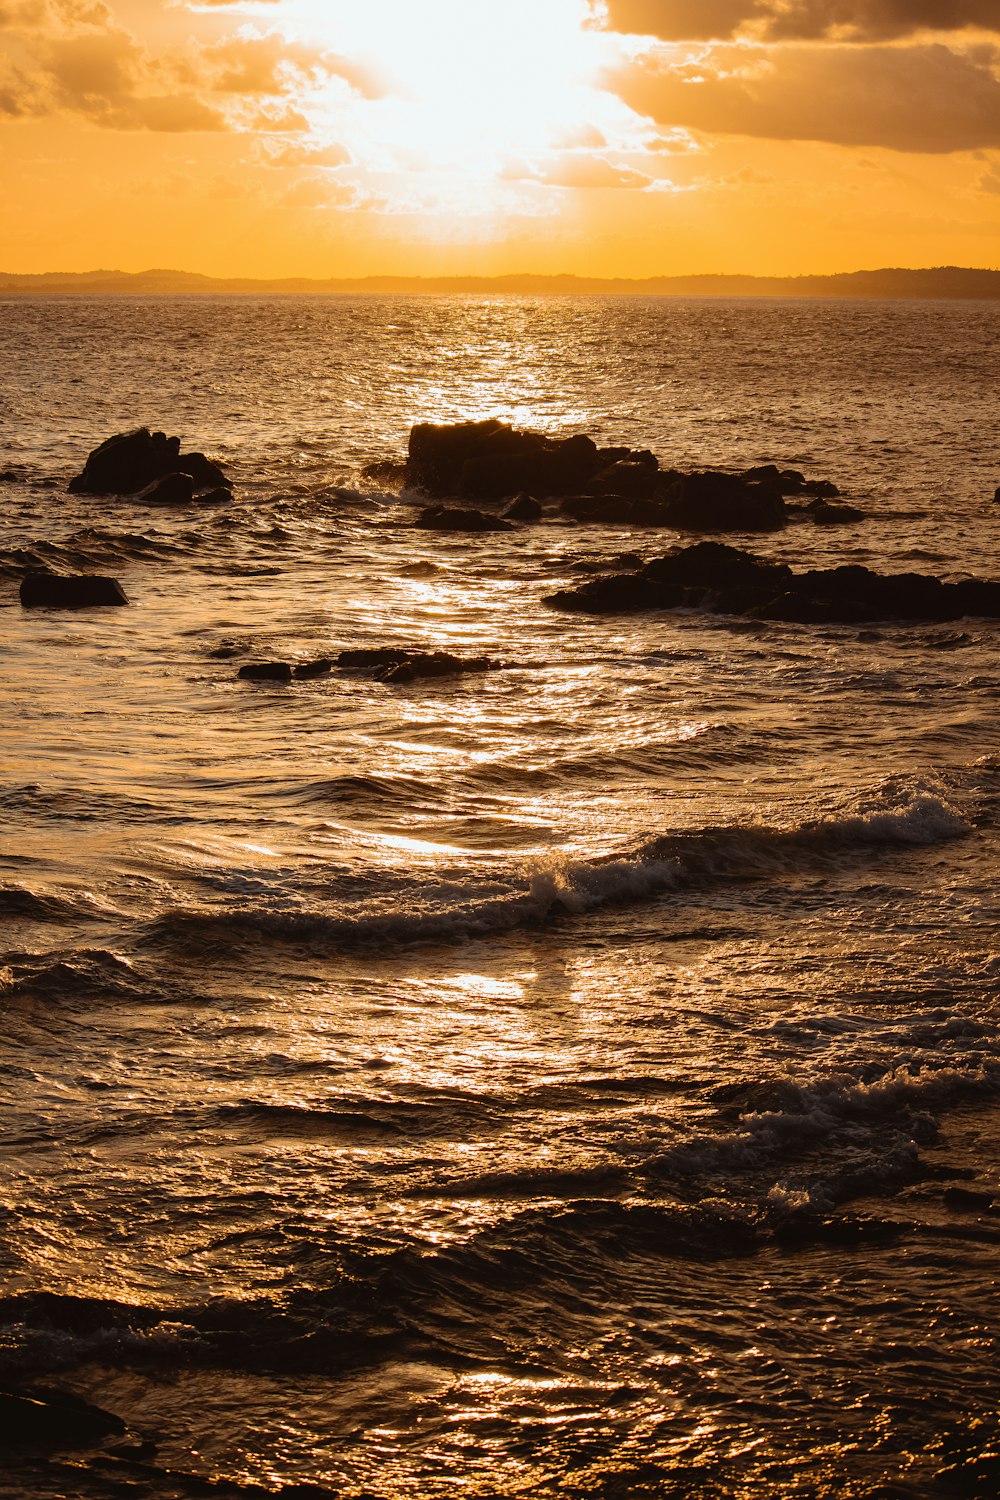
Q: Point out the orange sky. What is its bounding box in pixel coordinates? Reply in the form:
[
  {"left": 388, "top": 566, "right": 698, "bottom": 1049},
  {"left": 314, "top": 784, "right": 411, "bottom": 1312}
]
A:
[{"left": 1, "top": 0, "right": 998, "bottom": 277}]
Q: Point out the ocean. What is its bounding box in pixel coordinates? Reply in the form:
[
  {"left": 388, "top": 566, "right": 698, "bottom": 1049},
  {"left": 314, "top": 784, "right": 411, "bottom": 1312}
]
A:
[{"left": 1, "top": 294, "right": 999, "bottom": 1498}]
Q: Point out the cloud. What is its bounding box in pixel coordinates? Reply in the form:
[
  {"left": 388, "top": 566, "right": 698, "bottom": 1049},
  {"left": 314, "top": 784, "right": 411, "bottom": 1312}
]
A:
[
  {"left": 602, "top": 0, "right": 1000, "bottom": 41},
  {"left": 501, "top": 152, "right": 653, "bottom": 188},
  {"left": 613, "top": 41, "right": 1000, "bottom": 152}
]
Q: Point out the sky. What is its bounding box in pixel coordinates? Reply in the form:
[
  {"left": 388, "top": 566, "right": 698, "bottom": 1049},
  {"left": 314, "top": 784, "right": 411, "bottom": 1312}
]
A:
[{"left": 1, "top": 0, "right": 999, "bottom": 277}]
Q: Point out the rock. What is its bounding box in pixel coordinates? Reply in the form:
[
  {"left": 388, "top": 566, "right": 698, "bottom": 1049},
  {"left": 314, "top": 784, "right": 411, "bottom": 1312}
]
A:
[
  {"left": 544, "top": 542, "right": 1000, "bottom": 624},
  {"left": 943, "top": 1187, "right": 995, "bottom": 1213},
  {"left": 134, "top": 473, "right": 194, "bottom": 506},
  {"left": 810, "top": 500, "right": 865, "bottom": 525},
  {"left": 0, "top": 469, "right": 18, "bottom": 482},
  {"left": 362, "top": 458, "right": 408, "bottom": 489},
  {"left": 177, "top": 452, "right": 229, "bottom": 490},
  {"left": 416, "top": 505, "right": 513, "bottom": 533},
  {"left": 375, "top": 652, "right": 495, "bottom": 684},
  {"left": 19, "top": 570, "right": 128, "bottom": 608},
  {"left": 662, "top": 472, "right": 787, "bottom": 532},
  {"left": 238, "top": 662, "right": 293, "bottom": 682},
  {"left": 584, "top": 460, "right": 660, "bottom": 499},
  {"left": 503, "top": 493, "right": 543, "bottom": 522},
  {"left": 337, "top": 648, "right": 496, "bottom": 682},
  {"left": 293, "top": 658, "right": 334, "bottom": 680},
  {"left": 406, "top": 421, "right": 614, "bottom": 501},
  {"left": 0, "top": 1388, "right": 126, "bottom": 1450},
  {"left": 68, "top": 428, "right": 230, "bottom": 496},
  {"left": 561, "top": 494, "right": 674, "bottom": 526},
  {"left": 194, "top": 487, "right": 234, "bottom": 507}
]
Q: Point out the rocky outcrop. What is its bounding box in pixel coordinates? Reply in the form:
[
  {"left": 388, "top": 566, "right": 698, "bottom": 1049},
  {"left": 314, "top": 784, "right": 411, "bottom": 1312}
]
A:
[
  {"left": 392, "top": 421, "right": 850, "bottom": 534},
  {"left": 19, "top": 570, "right": 128, "bottom": 608},
  {"left": 545, "top": 541, "right": 1000, "bottom": 623},
  {"left": 68, "top": 428, "right": 231, "bottom": 499}
]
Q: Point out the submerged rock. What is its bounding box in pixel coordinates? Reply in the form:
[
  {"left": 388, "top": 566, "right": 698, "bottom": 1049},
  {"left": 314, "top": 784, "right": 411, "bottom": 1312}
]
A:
[
  {"left": 238, "top": 661, "right": 294, "bottom": 682},
  {"left": 337, "top": 647, "right": 497, "bottom": 683},
  {"left": 19, "top": 570, "right": 128, "bottom": 608},
  {"left": 416, "top": 505, "right": 513, "bottom": 533},
  {"left": 545, "top": 541, "right": 1000, "bottom": 623},
  {"left": 68, "top": 428, "right": 231, "bottom": 498},
  {"left": 503, "top": 493, "right": 543, "bottom": 522}
]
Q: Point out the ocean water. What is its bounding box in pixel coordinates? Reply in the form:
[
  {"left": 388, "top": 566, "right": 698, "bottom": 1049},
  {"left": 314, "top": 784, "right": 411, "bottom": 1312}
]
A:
[{"left": 1, "top": 295, "right": 999, "bottom": 1498}]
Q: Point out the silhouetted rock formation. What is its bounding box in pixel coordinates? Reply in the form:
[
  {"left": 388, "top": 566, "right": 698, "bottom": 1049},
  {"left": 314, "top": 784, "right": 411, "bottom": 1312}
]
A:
[
  {"left": 337, "top": 648, "right": 497, "bottom": 682},
  {"left": 19, "top": 570, "right": 128, "bottom": 608},
  {"left": 396, "top": 422, "right": 846, "bottom": 533},
  {"left": 0, "top": 1388, "right": 126, "bottom": 1450},
  {"left": 545, "top": 541, "right": 1000, "bottom": 623},
  {"left": 68, "top": 428, "right": 231, "bottom": 499}
]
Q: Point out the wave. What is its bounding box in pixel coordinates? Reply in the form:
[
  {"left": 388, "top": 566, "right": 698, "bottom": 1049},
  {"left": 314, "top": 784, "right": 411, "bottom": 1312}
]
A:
[
  {"left": 140, "top": 778, "right": 971, "bottom": 956},
  {"left": 0, "top": 526, "right": 188, "bottom": 578}
]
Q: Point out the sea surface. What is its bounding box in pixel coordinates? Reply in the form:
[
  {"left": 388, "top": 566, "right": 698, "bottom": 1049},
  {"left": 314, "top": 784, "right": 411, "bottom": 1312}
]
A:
[{"left": 1, "top": 295, "right": 999, "bottom": 1498}]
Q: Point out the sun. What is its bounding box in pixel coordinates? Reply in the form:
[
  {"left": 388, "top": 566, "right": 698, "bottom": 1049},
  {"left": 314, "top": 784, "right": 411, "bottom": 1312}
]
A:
[{"left": 284, "top": 0, "right": 614, "bottom": 192}]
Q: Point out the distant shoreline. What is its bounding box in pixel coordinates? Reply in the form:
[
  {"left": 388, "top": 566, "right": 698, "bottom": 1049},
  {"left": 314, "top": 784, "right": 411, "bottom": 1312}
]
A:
[{"left": 1, "top": 266, "right": 999, "bottom": 299}]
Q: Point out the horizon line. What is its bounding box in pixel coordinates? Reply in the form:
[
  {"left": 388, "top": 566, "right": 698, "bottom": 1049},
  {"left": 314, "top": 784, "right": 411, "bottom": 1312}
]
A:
[{"left": 2, "top": 265, "right": 999, "bottom": 299}]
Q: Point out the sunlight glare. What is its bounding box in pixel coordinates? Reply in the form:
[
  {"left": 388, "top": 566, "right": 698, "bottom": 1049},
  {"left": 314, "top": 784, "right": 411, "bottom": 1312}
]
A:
[{"left": 290, "top": 0, "right": 607, "bottom": 180}]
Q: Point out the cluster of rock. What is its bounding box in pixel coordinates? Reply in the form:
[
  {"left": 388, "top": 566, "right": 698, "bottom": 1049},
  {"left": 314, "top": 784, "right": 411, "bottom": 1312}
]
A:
[
  {"left": 545, "top": 541, "right": 1000, "bottom": 624},
  {"left": 390, "top": 421, "right": 854, "bottom": 533},
  {"left": 238, "top": 648, "right": 499, "bottom": 685},
  {"left": 68, "top": 428, "right": 232, "bottom": 506}
]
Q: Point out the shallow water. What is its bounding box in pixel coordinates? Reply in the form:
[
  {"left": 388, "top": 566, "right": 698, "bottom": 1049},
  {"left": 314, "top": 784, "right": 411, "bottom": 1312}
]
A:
[{"left": 1, "top": 295, "right": 999, "bottom": 1497}]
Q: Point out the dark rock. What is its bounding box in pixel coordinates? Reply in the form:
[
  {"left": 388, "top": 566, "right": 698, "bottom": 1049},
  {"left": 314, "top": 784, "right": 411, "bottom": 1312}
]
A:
[
  {"left": 644, "top": 541, "right": 792, "bottom": 593},
  {"left": 406, "top": 421, "right": 608, "bottom": 501},
  {"left": 545, "top": 541, "right": 1000, "bottom": 624},
  {"left": 416, "top": 505, "right": 513, "bottom": 533},
  {"left": 0, "top": 1388, "right": 126, "bottom": 1450},
  {"left": 338, "top": 647, "right": 496, "bottom": 682},
  {"left": 293, "top": 658, "right": 334, "bottom": 679},
  {"left": 20, "top": 570, "right": 128, "bottom": 608},
  {"left": 546, "top": 573, "right": 678, "bottom": 615},
  {"left": 585, "top": 460, "right": 659, "bottom": 499},
  {"left": 943, "top": 1187, "right": 995, "bottom": 1213},
  {"left": 662, "top": 472, "right": 787, "bottom": 532},
  {"left": 238, "top": 662, "right": 293, "bottom": 682},
  {"left": 134, "top": 473, "right": 194, "bottom": 506},
  {"left": 194, "top": 487, "right": 234, "bottom": 507},
  {"left": 338, "top": 648, "right": 417, "bottom": 670},
  {"left": 68, "top": 427, "right": 229, "bottom": 496},
  {"left": 177, "top": 452, "right": 229, "bottom": 490},
  {"left": 561, "top": 494, "right": 674, "bottom": 527},
  {"left": 0, "top": 470, "right": 18, "bottom": 482},
  {"left": 503, "top": 493, "right": 543, "bottom": 522},
  {"left": 810, "top": 501, "right": 864, "bottom": 525},
  {"left": 375, "top": 652, "right": 495, "bottom": 684}
]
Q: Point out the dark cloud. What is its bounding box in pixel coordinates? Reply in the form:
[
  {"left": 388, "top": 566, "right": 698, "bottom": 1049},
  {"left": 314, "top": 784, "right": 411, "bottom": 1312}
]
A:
[
  {"left": 613, "top": 41, "right": 1000, "bottom": 152},
  {"left": 603, "top": 0, "right": 1000, "bottom": 41}
]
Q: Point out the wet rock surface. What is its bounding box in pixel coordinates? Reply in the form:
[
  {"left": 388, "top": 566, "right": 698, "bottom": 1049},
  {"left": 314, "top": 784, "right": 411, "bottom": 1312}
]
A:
[
  {"left": 68, "top": 428, "right": 231, "bottom": 499},
  {"left": 19, "top": 570, "right": 129, "bottom": 608},
  {"left": 0, "top": 1387, "right": 126, "bottom": 1450},
  {"left": 396, "top": 421, "right": 847, "bottom": 533},
  {"left": 545, "top": 541, "right": 1000, "bottom": 623},
  {"left": 338, "top": 648, "right": 498, "bottom": 683}
]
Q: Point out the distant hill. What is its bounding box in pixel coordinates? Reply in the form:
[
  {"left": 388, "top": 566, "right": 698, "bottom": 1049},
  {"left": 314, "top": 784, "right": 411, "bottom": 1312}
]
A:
[{"left": 0, "top": 266, "right": 998, "bottom": 298}]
